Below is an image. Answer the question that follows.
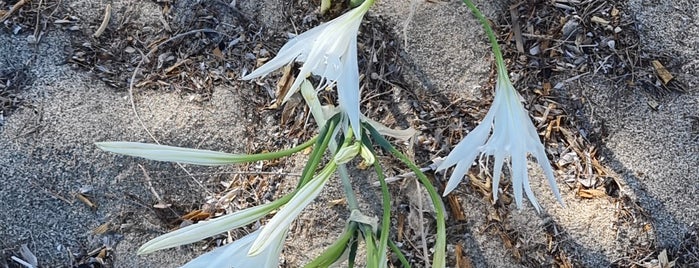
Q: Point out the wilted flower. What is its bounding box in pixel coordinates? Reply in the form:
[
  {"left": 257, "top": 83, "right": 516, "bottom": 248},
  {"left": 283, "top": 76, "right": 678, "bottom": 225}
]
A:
[
  {"left": 438, "top": 72, "right": 563, "bottom": 212},
  {"left": 242, "top": 0, "right": 375, "bottom": 140},
  {"left": 181, "top": 227, "right": 286, "bottom": 268}
]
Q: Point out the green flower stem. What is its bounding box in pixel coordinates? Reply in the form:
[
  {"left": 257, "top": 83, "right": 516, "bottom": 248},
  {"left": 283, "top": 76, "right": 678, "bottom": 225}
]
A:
[
  {"left": 300, "top": 80, "right": 361, "bottom": 212},
  {"left": 338, "top": 165, "right": 360, "bottom": 210},
  {"left": 388, "top": 239, "right": 411, "bottom": 268},
  {"left": 365, "top": 133, "right": 390, "bottom": 266},
  {"left": 365, "top": 123, "right": 446, "bottom": 268},
  {"left": 335, "top": 131, "right": 362, "bottom": 211},
  {"left": 304, "top": 222, "right": 358, "bottom": 267},
  {"left": 461, "top": 0, "right": 507, "bottom": 76},
  {"left": 359, "top": 223, "right": 378, "bottom": 268},
  {"left": 350, "top": 0, "right": 367, "bottom": 8},
  {"left": 297, "top": 114, "right": 339, "bottom": 188}
]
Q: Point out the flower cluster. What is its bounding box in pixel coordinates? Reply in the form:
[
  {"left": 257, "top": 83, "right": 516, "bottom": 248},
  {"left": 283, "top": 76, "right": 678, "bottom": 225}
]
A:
[{"left": 96, "top": 0, "right": 566, "bottom": 267}]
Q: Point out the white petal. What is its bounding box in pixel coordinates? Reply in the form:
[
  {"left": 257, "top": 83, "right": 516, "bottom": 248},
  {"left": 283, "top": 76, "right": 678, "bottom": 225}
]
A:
[
  {"left": 511, "top": 150, "right": 528, "bottom": 209},
  {"left": 181, "top": 228, "right": 285, "bottom": 268},
  {"left": 533, "top": 146, "right": 564, "bottom": 206},
  {"left": 337, "top": 37, "right": 361, "bottom": 140},
  {"left": 241, "top": 23, "right": 330, "bottom": 81},
  {"left": 437, "top": 110, "right": 494, "bottom": 171},
  {"left": 491, "top": 152, "right": 505, "bottom": 201},
  {"left": 522, "top": 171, "right": 542, "bottom": 213},
  {"left": 442, "top": 160, "right": 471, "bottom": 196}
]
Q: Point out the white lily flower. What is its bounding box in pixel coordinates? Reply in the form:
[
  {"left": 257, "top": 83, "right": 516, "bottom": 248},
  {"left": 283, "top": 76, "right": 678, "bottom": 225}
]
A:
[
  {"left": 437, "top": 72, "right": 563, "bottom": 212},
  {"left": 181, "top": 227, "right": 286, "bottom": 268},
  {"left": 248, "top": 162, "right": 337, "bottom": 255},
  {"left": 242, "top": 0, "right": 375, "bottom": 140},
  {"left": 138, "top": 202, "right": 279, "bottom": 254}
]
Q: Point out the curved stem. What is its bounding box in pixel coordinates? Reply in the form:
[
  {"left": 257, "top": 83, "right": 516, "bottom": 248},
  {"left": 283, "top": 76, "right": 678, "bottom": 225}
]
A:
[
  {"left": 388, "top": 239, "right": 411, "bottom": 268},
  {"left": 297, "top": 115, "right": 339, "bottom": 188},
  {"left": 365, "top": 123, "right": 446, "bottom": 268}
]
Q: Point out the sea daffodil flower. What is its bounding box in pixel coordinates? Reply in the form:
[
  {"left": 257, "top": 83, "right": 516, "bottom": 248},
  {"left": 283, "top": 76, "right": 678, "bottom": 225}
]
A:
[
  {"left": 439, "top": 0, "right": 563, "bottom": 212},
  {"left": 180, "top": 227, "right": 286, "bottom": 268},
  {"left": 242, "top": 0, "right": 375, "bottom": 140},
  {"left": 437, "top": 73, "right": 563, "bottom": 212}
]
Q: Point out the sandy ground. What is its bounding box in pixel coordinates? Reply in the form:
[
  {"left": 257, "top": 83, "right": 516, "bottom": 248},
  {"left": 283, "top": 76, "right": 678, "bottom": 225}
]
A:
[{"left": 1, "top": 0, "right": 697, "bottom": 267}]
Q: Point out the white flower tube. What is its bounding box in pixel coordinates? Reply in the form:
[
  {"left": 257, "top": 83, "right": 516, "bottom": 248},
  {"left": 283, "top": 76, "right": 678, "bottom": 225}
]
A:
[
  {"left": 138, "top": 202, "right": 279, "bottom": 254},
  {"left": 248, "top": 162, "right": 337, "bottom": 255},
  {"left": 438, "top": 72, "right": 564, "bottom": 212},
  {"left": 242, "top": 0, "right": 375, "bottom": 140},
  {"left": 96, "top": 142, "right": 250, "bottom": 166},
  {"left": 181, "top": 227, "right": 286, "bottom": 268}
]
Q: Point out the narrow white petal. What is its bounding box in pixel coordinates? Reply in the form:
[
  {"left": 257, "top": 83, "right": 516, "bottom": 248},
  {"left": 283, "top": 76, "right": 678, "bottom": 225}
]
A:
[
  {"left": 138, "top": 202, "right": 277, "bottom": 254},
  {"left": 443, "top": 160, "right": 471, "bottom": 196},
  {"left": 437, "top": 115, "right": 492, "bottom": 171},
  {"left": 491, "top": 152, "right": 505, "bottom": 201},
  {"left": 511, "top": 150, "right": 528, "bottom": 209},
  {"left": 241, "top": 23, "right": 330, "bottom": 81},
  {"left": 522, "top": 172, "right": 542, "bottom": 213},
  {"left": 336, "top": 37, "right": 361, "bottom": 139},
  {"left": 533, "top": 147, "right": 565, "bottom": 206},
  {"left": 241, "top": 51, "right": 298, "bottom": 80}
]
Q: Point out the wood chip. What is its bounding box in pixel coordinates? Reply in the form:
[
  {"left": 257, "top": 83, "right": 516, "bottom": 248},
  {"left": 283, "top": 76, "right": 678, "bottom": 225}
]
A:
[
  {"left": 651, "top": 60, "right": 673, "bottom": 85},
  {"left": 447, "top": 194, "right": 466, "bottom": 221},
  {"left": 181, "top": 210, "right": 211, "bottom": 222},
  {"left": 75, "top": 192, "right": 97, "bottom": 209},
  {"left": 455, "top": 243, "right": 474, "bottom": 268},
  {"left": 577, "top": 188, "right": 606, "bottom": 199},
  {"left": 590, "top": 16, "right": 609, "bottom": 25},
  {"left": 92, "top": 222, "right": 111, "bottom": 235},
  {"left": 275, "top": 64, "right": 294, "bottom": 107}
]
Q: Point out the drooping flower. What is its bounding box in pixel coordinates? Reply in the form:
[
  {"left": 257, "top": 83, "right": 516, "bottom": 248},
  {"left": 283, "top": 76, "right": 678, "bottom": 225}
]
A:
[
  {"left": 242, "top": 0, "right": 375, "bottom": 140},
  {"left": 437, "top": 71, "right": 564, "bottom": 212},
  {"left": 180, "top": 227, "right": 286, "bottom": 268}
]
